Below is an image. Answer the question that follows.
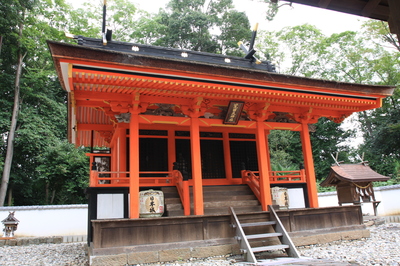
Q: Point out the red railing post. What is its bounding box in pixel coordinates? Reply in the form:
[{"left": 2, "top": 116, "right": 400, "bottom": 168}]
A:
[
  {"left": 90, "top": 170, "right": 98, "bottom": 187},
  {"left": 172, "top": 170, "right": 191, "bottom": 216},
  {"left": 182, "top": 180, "right": 190, "bottom": 216},
  {"left": 302, "top": 169, "right": 306, "bottom": 182}
]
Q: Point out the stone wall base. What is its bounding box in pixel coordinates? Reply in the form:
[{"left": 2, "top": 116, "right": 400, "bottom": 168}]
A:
[
  {"left": 0, "top": 236, "right": 63, "bottom": 246},
  {"left": 90, "top": 239, "right": 240, "bottom": 266}
]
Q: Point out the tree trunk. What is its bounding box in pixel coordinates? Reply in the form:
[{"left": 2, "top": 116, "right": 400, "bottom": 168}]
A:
[
  {"left": 0, "top": 22, "right": 24, "bottom": 206},
  {"left": 7, "top": 187, "right": 12, "bottom": 206},
  {"left": 45, "top": 182, "right": 49, "bottom": 205},
  {"left": 50, "top": 189, "right": 56, "bottom": 205}
]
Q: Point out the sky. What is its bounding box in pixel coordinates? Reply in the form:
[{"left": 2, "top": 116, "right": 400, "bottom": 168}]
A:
[
  {"left": 130, "top": 0, "right": 371, "bottom": 35},
  {"left": 67, "top": 0, "right": 371, "bottom": 36}
]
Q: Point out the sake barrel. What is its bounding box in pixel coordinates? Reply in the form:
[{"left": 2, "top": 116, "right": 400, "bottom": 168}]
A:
[{"left": 139, "top": 189, "right": 164, "bottom": 218}]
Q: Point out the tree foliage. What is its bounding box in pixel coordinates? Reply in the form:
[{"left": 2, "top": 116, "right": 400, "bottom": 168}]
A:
[
  {"left": 260, "top": 22, "right": 400, "bottom": 184},
  {"left": 0, "top": 0, "right": 88, "bottom": 206},
  {"left": 153, "top": 0, "right": 251, "bottom": 54}
]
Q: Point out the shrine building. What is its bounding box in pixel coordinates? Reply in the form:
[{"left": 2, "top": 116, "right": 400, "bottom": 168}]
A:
[{"left": 47, "top": 36, "right": 393, "bottom": 264}]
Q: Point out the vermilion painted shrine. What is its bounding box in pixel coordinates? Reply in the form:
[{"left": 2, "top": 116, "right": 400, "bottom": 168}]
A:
[{"left": 48, "top": 35, "right": 393, "bottom": 264}]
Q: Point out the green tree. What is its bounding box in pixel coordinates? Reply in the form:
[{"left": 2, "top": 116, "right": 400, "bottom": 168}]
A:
[
  {"left": 268, "top": 130, "right": 302, "bottom": 170},
  {"left": 0, "top": 0, "right": 88, "bottom": 205},
  {"left": 153, "top": 0, "right": 251, "bottom": 53},
  {"left": 36, "top": 141, "right": 89, "bottom": 205},
  {"left": 129, "top": 11, "right": 165, "bottom": 45},
  {"left": 310, "top": 118, "right": 355, "bottom": 180}
]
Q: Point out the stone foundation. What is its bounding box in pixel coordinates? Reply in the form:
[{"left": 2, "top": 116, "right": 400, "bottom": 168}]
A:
[
  {"left": 89, "top": 227, "right": 369, "bottom": 265},
  {"left": 0, "top": 236, "right": 63, "bottom": 246}
]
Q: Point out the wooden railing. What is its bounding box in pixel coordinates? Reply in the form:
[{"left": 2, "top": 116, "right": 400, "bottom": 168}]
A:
[
  {"left": 241, "top": 169, "right": 306, "bottom": 202},
  {"left": 241, "top": 170, "right": 261, "bottom": 202},
  {"left": 170, "top": 170, "right": 190, "bottom": 216},
  {"left": 269, "top": 169, "right": 306, "bottom": 183},
  {"left": 89, "top": 170, "right": 190, "bottom": 215},
  {"left": 89, "top": 170, "right": 177, "bottom": 187}
]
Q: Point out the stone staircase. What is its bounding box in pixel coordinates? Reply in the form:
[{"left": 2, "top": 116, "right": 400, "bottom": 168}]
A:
[{"left": 162, "top": 185, "right": 262, "bottom": 216}]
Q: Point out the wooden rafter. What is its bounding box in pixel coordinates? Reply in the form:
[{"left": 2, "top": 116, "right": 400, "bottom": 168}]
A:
[
  {"left": 388, "top": 0, "right": 400, "bottom": 41},
  {"left": 362, "top": 0, "right": 382, "bottom": 17},
  {"left": 318, "top": 0, "right": 331, "bottom": 8}
]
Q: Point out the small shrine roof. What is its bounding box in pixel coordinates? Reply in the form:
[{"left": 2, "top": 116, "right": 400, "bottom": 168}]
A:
[
  {"left": 320, "top": 164, "right": 390, "bottom": 187},
  {"left": 1, "top": 212, "right": 20, "bottom": 224}
]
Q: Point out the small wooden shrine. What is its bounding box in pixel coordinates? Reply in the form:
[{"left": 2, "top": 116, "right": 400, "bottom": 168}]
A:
[{"left": 320, "top": 163, "right": 389, "bottom": 215}]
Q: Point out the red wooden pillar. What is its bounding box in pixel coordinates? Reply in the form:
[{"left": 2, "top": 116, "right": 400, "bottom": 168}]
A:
[
  {"left": 264, "top": 130, "right": 272, "bottom": 172},
  {"left": 129, "top": 112, "right": 140, "bottom": 218},
  {"left": 223, "top": 132, "right": 233, "bottom": 181},
  {"left": 300, "top": 121, "right": 319, "bottom": 208},
  {"left": 168, "top": 129, "right": 176, "bottom": 172},
  {"left": 110, "top": 134, "right": 117, "bottom": 178},
  {"left": 118, "top": 127, "right": 127, "bottom": 175},
  {"left": 190, "top": 117, "right": 204, "bottom": 215},
  {"left": 256, "top": 121, "right": 272, "bottom": 210}
]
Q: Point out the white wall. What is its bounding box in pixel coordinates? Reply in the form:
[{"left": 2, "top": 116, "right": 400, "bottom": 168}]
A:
[
  {"left": 318, "top": 184, "right": 400, "bottom": 216},
  {"left": 0, "top": 205, "right": 87, "bottom": 237}
]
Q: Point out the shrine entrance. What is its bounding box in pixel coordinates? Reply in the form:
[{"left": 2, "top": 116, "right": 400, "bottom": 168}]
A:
[
  {"left": 230, "top": 140, "right": 258, "bottom": 179},
  {"left": 136, "top": 129, "right": 260, "bottom": 181}
]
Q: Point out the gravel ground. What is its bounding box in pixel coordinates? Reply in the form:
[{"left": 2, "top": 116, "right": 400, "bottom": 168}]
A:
[
  {"left": 297, "top": 222, "right": 400, "bottom": 266},
  {"left": 0, "top": 223, "right": 398, "bottom": 266}
]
